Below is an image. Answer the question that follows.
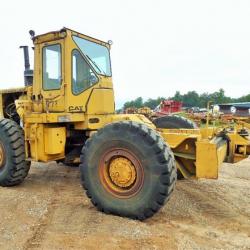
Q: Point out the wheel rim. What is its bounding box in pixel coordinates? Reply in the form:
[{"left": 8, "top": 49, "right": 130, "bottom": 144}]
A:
[
  {"left": 0, "top": 142, "right": 6, "bottom": 168},
  {"left": 99, "top": 148, "right": 144, "bottom": 198}
]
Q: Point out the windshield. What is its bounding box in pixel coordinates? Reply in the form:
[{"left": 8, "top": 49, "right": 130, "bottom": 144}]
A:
[{"left": 72, "top": 36, "right": 112, "bottom": 77}]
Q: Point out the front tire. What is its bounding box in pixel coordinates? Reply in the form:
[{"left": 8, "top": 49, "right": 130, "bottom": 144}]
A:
[
  {"left": 0, "top": 118, "right": 30, "bottom": 186},
  {"left": 80, "top": 121, "right": 176, "bottom": 220}
]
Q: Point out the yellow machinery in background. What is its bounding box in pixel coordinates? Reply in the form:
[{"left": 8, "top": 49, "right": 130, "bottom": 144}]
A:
[
  {"left": 0, "top": 28, "right": 249, "bottom": 220},
  {"left": 137, "top": 106, "right": 152, "bottom": 116}
]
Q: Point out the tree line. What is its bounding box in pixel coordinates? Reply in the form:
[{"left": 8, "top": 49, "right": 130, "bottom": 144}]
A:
[{"left": 122, "top": 89, "right": 250, "bottom": 110}]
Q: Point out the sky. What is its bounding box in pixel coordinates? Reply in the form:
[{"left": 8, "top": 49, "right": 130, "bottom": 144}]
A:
[{"left": 0, "top": 0, "right": 250, "bottom": 108}]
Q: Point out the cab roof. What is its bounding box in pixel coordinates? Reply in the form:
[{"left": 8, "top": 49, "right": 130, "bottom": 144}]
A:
[{"left": 33, "top": 27, "right": 110, "bottom": 48}]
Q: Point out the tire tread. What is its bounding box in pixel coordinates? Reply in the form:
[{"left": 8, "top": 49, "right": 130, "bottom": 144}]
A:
[
  {"left": 80, "top": 121, "right": 176, "bottom": 220},
  {"left": 0, "top": 118, "right": 30, "bottom": 187}
]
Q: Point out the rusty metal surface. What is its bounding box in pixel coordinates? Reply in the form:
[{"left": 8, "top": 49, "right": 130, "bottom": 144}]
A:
[
  {"left": 98, "top": 148, "right": 144, "bottom": 198},
  {"left": 0, "top": 87, "right": 26, "bottom": 94}
]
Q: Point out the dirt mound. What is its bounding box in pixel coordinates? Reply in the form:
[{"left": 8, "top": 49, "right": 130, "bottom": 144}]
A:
[{"left": 0, "top": 159, "right": 249, "bottom": 250}]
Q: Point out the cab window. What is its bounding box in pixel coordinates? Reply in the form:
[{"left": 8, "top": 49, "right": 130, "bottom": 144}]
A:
[
  {"left": 43, "top": 44, "right": 62, "bottom": 90},
  {"left": 72, "top": 49, "right": 98, "bottom": 95}
]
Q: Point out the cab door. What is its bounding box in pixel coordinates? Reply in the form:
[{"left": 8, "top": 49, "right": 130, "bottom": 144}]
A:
[{"left": 40, "top": 40, "right": 65, "bottom": 112}]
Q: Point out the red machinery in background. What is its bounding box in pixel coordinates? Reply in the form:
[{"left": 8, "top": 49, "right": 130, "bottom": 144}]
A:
[{"left": 154, "top": 100, "right": 182, "bottom": 116}]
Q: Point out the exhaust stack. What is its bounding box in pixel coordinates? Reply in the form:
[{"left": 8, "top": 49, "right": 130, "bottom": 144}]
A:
[{"left": 20, "top": 46, "right": 33, "bottom": 86}]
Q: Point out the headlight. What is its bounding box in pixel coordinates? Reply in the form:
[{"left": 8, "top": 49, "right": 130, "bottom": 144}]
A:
[
  {"left": 248, "top": 108, "right": 250, "bottom": 114},
  {"left": 230, "top": 106, "right": 237, "bottom": 114}
]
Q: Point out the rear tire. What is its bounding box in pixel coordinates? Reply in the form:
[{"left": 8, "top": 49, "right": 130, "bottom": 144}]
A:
[
  {"left": 153, "top": 115, "right": 196, "bottom": 179},
  {"left": 80, "top": 121, "right": 176, "bottom": 220},
  {"left": 153, "top": 115, "right": 197, "bottom": 129},
  {"left": 0, "top": 118, "right": 30, "bottom": 186}
]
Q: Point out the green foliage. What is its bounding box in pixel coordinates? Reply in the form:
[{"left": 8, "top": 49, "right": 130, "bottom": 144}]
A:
[
  {"left": 122, "top": 89, "right": 250, "bottom": 110},
  {"left": 233, "top": 93, "right": 250, "bottom": 103},
  {"left": 144, "top": 97, "right": 165, "bottom": 109},
  {"left": 123, "top": 97, "right": 143, "bottom": 109}
]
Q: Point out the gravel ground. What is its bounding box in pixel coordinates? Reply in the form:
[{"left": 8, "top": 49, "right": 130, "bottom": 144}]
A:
[{"left": 0, "top": 158, "right": 249, "bottom": 250}]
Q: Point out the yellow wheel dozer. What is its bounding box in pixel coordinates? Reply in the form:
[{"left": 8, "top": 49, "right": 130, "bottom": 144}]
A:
[{"left": 0, "top": 28, "right": 249, "bottom": 220}]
